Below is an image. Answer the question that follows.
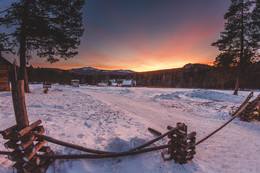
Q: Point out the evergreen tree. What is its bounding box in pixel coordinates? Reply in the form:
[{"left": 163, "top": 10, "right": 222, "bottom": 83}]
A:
[
  {"left": 0, "top": 0, "right": 84, "bottom": 92},
  {"left": 212, "top": 0, "right": 259, "bottom": 95},
  {"left": 251, "top": 0, "right": 260, "bottom": 60}
]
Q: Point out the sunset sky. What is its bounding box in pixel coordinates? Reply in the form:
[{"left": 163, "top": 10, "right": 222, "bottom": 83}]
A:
[{"left": 2, "top": 0, "right": 230, "bottom": 72}]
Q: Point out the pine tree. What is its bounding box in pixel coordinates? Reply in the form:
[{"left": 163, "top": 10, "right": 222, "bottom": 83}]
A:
[
  {"left": 251, "top": 0, "right": 260, "bottom": 60},
  {"left": 0, "top": 0, "right": 84, "bottom": 92},
  {"left": 212, "top": 0, "right": 259, "bottom": 95}
]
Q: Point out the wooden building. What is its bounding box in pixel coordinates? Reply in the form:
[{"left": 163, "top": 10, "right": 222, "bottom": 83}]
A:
[{"left": 0, "top": 56, "right": 12, "bottom": 91}]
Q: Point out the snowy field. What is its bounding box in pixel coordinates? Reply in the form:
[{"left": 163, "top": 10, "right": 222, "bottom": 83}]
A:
[{"left": 0, "top": 85, "right": 260, "bottom": 173}]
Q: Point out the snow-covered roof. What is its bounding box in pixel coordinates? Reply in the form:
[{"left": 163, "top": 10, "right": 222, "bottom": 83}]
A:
[
  {"left": 71, "top": 79, "right": 79, "bottom": 82},
  {"left": 111, "top": 82, "right": 118, "bottom": 86},
  {"left": 97, "top": 82, "right": 108, "bottom": 86}
]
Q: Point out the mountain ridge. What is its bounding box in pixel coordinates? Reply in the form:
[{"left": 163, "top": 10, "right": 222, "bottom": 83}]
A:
[{"left": 69, "top": 66, "right": 135, "bottom": 75}]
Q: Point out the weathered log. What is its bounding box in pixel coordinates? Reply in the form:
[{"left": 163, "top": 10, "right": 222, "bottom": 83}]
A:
[
  {"left": 0, "top": 125, "right": 17, "bottom": 139},
  {"left": 19, "top": 138, "right": 35, "bottom": 151},
  {"left": 173, "top": 129, "right": 187, "bottom": 137},
  {"left": 24, "top": 140, "right": 46, "bottom": 162},
  {"left": 8, "top": 150, "right": 22, "bottom": 161},
  {"left": 36, "top": 151, "right": 54, "bottom": 173},
  {"left": 130, "top": 127, "right": 178, "bottom": 151},
  {"left": 19, "top": 128, "right": 45, "bottom": 151},
  {"left": 12, "top": 162, "right": 25, "bottom": 173},
  {"left": 0, "top": 151, "right": 11, "bottom": 155},
  {"left": 39, "top": 144, "right": 171, "bottom": 160},
  {"left": 23, "top": 156, "right": 40, "bottom": 173},
  {"left": 24, "top": 163, "right": 38, "bottom": 173},
  {"left": 233, "top": 92, "right": 254, "bottom": 117},
  {"left": 39, "top": 146, "right": 52, "bottom": 153},
  {"left": 4, "top": 140, "right": 19, "bottom": 149},
  {"left": 28, "top": 156, "right": 40, "bottom": 166},
  {"left": 168, "top": 126, "right": 186, "bottom": 138},
  {"left": 177, "top": 122, "right": 187, "bottom": 132},
  {"left": 148, "top": 127, "right": 162, "bottom": 136},
  {"left": 3, "top": 133, "right": 20, "bottom": 140},
  {"left": 167, "top": 125, "right": 174, "bottom": 130},
  {"left": 183, "top": 131, "right": 196, "bottom": 142},
  {"left": 39, "top": 150, "right": 54, "bottom": 166},
  {"left": 32, "top": 126, "right": 45, "bottom": 133},
  {"left": 32, "top": 141, "right": 46, "bottom": 153},
  {"left": 16, "top": 120, "right": 42, "bottom": 138},
  {"left": 32, "top": 132, "right": 113, "bottom": 154}
]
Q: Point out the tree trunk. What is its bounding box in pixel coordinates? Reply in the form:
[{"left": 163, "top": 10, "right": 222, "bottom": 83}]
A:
[
  {"left": 233, "top": 73, "right": 239, "bottom": 95},
  {"left": 11, "top": 64, "right": 29, "bottom": 130},
  {"left": 234, "top": 0, "right": 244, "bottom": 95},
  {"left": 18, "top": 0, "right": 30, "bottom": 93},
  {"left": 24, "top": 67, "right": 30, "bottom": 93}
]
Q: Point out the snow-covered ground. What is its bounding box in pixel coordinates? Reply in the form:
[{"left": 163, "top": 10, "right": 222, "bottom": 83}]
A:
[{"left": 0, "top": 85, "right": 260, "bottom": 173}]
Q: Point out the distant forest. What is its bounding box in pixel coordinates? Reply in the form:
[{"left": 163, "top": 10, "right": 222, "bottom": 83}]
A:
[{"left": 26, "top": 63, "right": 260, "bottom": 89}]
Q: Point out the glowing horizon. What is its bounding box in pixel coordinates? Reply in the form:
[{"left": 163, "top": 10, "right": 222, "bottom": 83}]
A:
[{"left": 31, "top": 60, "right": 214, "bottom": 72}]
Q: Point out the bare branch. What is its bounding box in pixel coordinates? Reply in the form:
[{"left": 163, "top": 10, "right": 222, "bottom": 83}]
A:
[{"left": 0, "top": 7, "right": 12, "bottom": 14}]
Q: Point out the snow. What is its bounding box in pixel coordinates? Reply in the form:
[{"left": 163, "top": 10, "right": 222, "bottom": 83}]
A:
[{"left": 0, "top": 85, "right": 260, "bottom": 173}]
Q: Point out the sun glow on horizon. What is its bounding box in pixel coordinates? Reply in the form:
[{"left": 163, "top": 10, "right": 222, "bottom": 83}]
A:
[{"left": 32, "top": 60, "right": 214, "bottom": 72}]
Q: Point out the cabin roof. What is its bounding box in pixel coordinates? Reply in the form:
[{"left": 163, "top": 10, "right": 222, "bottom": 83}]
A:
[
  {"left": 71, "top": 79, "right": 80, "bottom": 82},
  {"left": 0, "top": 56, "right": 12, "bottom": 66},
  {"left": 122, "top": 80, "right": 132, "bottom": 85}
]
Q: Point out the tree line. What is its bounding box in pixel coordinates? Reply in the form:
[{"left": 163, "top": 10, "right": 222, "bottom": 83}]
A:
[
  {"left": 26, "top": 66, "right": 133, "bottom": 85},
  {"left": 135, "top": 63, "right": 260, "bottom": 89}
]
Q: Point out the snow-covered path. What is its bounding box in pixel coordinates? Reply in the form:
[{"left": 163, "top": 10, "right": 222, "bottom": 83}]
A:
[
  {"left": 76, "top": 87, "right": 195, "bottom": 130},
  {"left": 0, "top": 85, "right": 260, "bottom": 173},
  {"left": 76, "top": 86, "right": 260, "bottom": 173}
]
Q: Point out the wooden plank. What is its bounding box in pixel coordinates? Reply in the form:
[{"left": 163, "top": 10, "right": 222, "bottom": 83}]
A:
[
  {"left": 19, "top": 135, "right": 36, "bottom": 151},
  {"left": 0, "top": 87, "right": 10, "bottom": 91},
  {"left": 0, "top": 64, "right": 8, "bottom": 67},
  {"left": 0, "top": 82, "right": 9, "bottom": 85},
  {"left": 0, "top": 67, "right": 7, "bottom": 71},
  {"left": 130, "top": 127, "right": 178, "bottom": 151},
  {"left": 0, "top": 69, "right": 8, "bottom": 73},
  {"left": 0, "top": 125, "right": 17, "bottom": 138},
  {"left": 19, "top": 127, "right": 45, "bottom": 150},
  {"left": 148, "top": 127, "right": 162, "bottom": 136},
  {"left": 0, "top": 73, "right": 8, "bottom": 77},
  {"left": 16, "top": 120, "right": 42, "bottom": 138},
  {"left": 33, "top": 132, "right": 114, "bottom": 154},
  {"left": 12, "top": 162, "right": 25, "bottom": 173},
  {"left": 39, "top": 146, "right": 52, "bottom": 153},
  {"left": 8, "top": 149, "right": 22, "bottom": 161},
  {"left": 23, "top": 140, "right": 46, "bottom": 162},
  {"left": 39, "top": 144, "right": 171, "bottom": 160},
  {"left": 183, "top": 131, "right": 196, "bottom": 141},
  {"left": 0, "top": 79, "right": 9, "bottom": 83},
  {"left": 23, "top": 156, "right": 40, "bottom": 172}
]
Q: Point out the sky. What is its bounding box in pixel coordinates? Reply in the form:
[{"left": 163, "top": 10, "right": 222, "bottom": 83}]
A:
[{"left": 2, "top": 0, "right": 230, "bottom": 72}]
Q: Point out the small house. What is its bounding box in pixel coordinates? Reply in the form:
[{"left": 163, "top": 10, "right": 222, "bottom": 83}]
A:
[
  {"left": 0, "top": 56, "right": 12, "bottom": 91},
  {"left": 109, "top": 79, "right": 118, "bottom": 87},
  {"left": 122, "top": 80, "right": 136, "bottom": 87},
  {"left": 97, "top": 82, "right": 108, "bottom": 87},
  {"left": 71, "top": 79, "right": 80, "bottom": 87}
]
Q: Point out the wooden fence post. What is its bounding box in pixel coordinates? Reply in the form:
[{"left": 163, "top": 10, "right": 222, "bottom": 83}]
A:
[{"left": 11, "top": 63, "right": 29, "bottom": 130}]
